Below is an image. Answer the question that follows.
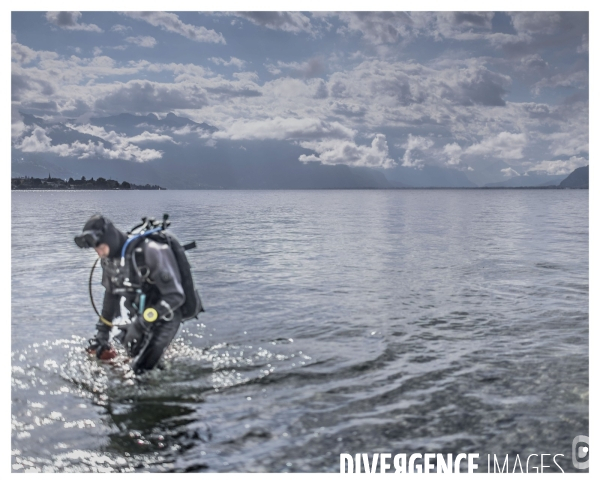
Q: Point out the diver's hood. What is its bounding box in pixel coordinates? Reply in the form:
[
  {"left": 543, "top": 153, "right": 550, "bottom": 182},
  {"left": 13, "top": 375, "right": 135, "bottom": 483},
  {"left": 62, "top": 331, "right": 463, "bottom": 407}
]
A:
[{"left": 75, "top": 215, "right": 127, "bottom": 259}]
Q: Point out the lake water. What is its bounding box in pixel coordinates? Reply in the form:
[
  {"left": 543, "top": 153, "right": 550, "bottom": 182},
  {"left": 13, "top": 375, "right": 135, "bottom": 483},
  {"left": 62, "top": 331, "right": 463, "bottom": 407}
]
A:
[{"left": 11, "top": 189, "right": 589, "bottom": 472}]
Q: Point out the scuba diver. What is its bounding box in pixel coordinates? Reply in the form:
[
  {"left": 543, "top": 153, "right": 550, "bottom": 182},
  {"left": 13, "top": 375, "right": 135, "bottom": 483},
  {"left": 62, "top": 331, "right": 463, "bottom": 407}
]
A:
[{"left": 74, "top": 214, "right": 203, "bottom": 374}]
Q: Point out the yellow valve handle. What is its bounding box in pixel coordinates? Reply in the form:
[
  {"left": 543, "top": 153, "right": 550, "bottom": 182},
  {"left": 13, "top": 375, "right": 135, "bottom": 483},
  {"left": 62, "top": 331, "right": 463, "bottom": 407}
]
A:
[{"left": 143, "top": 307, "right": 158, "bottom": 323}]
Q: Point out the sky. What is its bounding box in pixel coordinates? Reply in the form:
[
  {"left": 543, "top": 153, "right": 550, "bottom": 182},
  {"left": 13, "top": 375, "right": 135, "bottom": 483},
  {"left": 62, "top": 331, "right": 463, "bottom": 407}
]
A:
[{"left": 10, "top": 10, "right": 589, "bottom": 183}]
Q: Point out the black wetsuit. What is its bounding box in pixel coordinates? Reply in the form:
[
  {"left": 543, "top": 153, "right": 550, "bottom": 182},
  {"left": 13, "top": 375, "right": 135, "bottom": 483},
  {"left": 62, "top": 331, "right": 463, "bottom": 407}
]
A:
[{"left": 99, "top": 238, "right": 185, "bottom": 373}]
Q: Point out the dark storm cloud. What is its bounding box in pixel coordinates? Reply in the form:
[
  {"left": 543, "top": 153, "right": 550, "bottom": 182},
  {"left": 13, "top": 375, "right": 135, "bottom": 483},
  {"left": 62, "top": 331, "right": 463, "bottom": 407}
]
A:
[{"left": 94, "top": 80, "right": 208, "bottom": 114}]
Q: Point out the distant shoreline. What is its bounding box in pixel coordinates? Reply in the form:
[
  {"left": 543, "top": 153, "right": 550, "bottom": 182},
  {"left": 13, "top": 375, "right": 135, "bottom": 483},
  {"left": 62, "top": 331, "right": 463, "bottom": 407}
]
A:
[
  {"left": 11, "top": 186, "right": 587, "bottom": 191},
  {"left": 11, "top": 176, "right": 165, "bottom": 191}
]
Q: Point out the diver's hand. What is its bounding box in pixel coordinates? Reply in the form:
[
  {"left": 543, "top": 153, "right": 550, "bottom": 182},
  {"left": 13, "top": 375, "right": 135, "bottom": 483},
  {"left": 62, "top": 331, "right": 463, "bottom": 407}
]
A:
[
  {"left": 118, "top": 315, "right": 150, "bottom": 355},
  {"left": 86, "top": 337, "right": 116, "bottom": 360}
]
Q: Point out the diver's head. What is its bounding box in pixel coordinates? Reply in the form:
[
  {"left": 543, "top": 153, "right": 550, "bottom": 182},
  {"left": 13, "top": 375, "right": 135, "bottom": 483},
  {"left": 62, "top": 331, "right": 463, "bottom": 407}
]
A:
[{"left": 75, "top": 215, "right": 126, "bottom": 259}]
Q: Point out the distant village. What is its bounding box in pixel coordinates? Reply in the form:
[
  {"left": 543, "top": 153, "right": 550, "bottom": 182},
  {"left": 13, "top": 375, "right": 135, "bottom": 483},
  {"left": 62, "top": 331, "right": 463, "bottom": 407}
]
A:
[{"left": 11, "top": 174, "right": 165, "bottom": 190}]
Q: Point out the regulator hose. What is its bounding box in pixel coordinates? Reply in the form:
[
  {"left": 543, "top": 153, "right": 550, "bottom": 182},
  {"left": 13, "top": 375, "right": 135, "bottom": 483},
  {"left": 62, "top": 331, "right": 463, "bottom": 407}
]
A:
[{"left": 89, "top": 257, "right": 113, "bottom": 327}]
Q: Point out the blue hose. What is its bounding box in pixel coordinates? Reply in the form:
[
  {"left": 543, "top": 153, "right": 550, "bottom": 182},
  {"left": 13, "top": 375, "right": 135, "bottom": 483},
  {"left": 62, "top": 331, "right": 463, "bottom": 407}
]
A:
[{"left": 120, "top": 226, "right": 163, "bottom": 266}]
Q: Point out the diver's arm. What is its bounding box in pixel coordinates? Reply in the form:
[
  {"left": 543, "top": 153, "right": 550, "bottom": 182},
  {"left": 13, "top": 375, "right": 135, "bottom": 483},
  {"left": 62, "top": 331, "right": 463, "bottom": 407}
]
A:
[
  {"left": 87, "top": 290, "right": 118, "bottom": 357},
  {"left": 100, "top": 290, "right": 120, "bottom": 324},
  {"left": 143, "top": 240, "right": 185, "bottom": 321},
  {"left": 89, "top": 269, "right": 119, "bottom": 352}
]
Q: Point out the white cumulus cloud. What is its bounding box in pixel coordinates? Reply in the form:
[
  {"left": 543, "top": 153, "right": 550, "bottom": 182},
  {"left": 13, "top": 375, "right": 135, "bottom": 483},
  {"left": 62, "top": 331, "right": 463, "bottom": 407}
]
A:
[
  {"left": 299, "top": 134, "right": 396, "bottom": 168},
  {"left": 232, "top": 12, "right": 315, "bottom": 36},
  {"left": 527, "top": 156, "right": 587, "bottom": 175},
  {"left": 16, "top": 125, "right": 163, "bottom": 162},
  {"left": 124, "top": 12, "right": 225, "bottom": 44},
  {"left": 402, "top": 134, "right": 433, "bottom": 167},
  {"left": 443, "top": 142, "right": 462, "bottom": 165},
  {"left": 214, "top": 117, "right": 355, "bottom": 141},
  {"left": 209, "top": 57, "right": 246, "bottom": 69},
  {"left": 125, "top": 36, "right": 157, "bottom": 48},
  {"left": 465, "top": 132, "right": 527, "bottom": 159}
]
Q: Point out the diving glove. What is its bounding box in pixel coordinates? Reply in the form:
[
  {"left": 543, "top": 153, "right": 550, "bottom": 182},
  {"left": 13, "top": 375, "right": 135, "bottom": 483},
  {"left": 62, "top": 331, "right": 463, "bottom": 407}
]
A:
[
  {"left": 86, "top": 333, "right": 116, "bottom": 360},
  {"left": 116, "top": 315, "right": 151, "bottom": 356}
]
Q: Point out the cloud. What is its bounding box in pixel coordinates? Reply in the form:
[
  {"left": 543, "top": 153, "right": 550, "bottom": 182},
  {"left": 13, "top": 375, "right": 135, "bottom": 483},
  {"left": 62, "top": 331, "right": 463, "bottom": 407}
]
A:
[
  {"left": 127, "top": 131, "right": 176, "bottom": 144},
  {"left": 209, "top": 57, "right": 246, "bottom": 69},
  {"left": 214, "top": 117, "right": 355, "bottom": 141},
  {"left": 205, "top": 86, "right": 262, "bottom": 98},
  {"left": 517, "top": 54, "right": 548, "bottom": 72},
  {"left": 124, "top": 12, "right": 225, "bottom": 44},
  {"left": 111, "top": 24, "right": 131, "bottom": 33},
  {"left": 11, "top": 105, "right": 26, "bottom": 141},
  {"left": 265, "top": 58, "right": 325, "bottom": 79},
  {"left": 299, "top": 134, "right": 396, "bottom": 168},
  {"left": 401, "top": 134, "right": 433, "bottom": 167},
  {"left": 331, "top": 101, "right": 366, "bottom": 118},
  {"left": 465, "top": 132, "right": 527, "bottom": 159},
  {"left": 313, "top": 79, "right": 328, "bottom": 99},
  {"left": 332, "top": 12, "right": 413, "bottom": 44},
  {"left": 94, "top": 80, "right": 209, "bottom": 114},
  {"left": 71, "top": 123, "right": 176, "bottom": 146},
  {"left": 445, "top": 66, "right": 511, "bottom": 106},
  {"left": 125, "top": 36, "right": 157, "bottom": 48},
  {"left": 45, "top": 12, "right": 103, "bottom": 32},
  {"left": 11, "top": 43, "right": 38, "bottom": 64},
  {"left": 509, "top": 12, "right": 561, "bottom": 36},
  {"left": 426, "top": 12, "right": 496, "bottom": 42},
  {"left": 12, "top": 47, "right": 147, "bottom": 97},
  {"left": 533, "top": 71, "right": 588, "bottom": 95},
  {"left": 233, "top": 12, "right": 315, "bottom": 35},
  {"left": 327, "top": 12, "right": 496, "bottom": 45},
  {"left": 11, "top": 72, "right": 55, "bottom": 102},
  {"left": 577, "top": 34, "right": 589, "bottom": 53},
  {"left": 10, "top": 17, "right": 587, "bottom": 180},
  {"left": 545, "top": 130, "right": 588, "bottom": 158},
  {"left": 527, "top": 156, "right": 587, "bottom": 175},
  {"left": 443, "top": 142, "right": 462, "bottom": 165},
  {"left": 15, "top": 125, "right": 162, "bottom": 162}
]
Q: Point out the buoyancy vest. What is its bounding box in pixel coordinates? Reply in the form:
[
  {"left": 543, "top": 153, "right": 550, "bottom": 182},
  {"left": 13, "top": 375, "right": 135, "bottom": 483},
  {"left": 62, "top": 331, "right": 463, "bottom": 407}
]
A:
[{"left": 140, "top": 231, "right": 204, "bottom": 321}]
